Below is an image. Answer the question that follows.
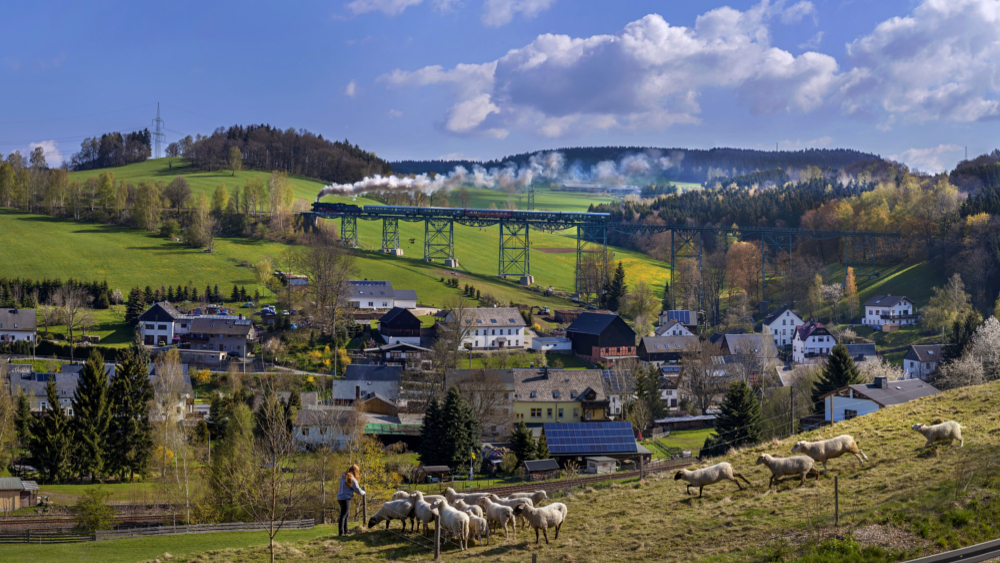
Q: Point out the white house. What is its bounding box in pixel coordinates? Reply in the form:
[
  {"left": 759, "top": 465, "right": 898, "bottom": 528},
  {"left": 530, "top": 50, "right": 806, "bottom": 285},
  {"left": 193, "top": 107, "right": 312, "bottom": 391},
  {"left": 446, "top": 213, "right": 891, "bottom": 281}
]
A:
[
  {"left": 792, "top": 321, "right": 836, "bottom": 364},
  {"left": 904, "top": 345, "right": 940, "bottom": 380},
  {"left": 762, "top": 306, "right": 803, "bottom": 348},
  {"left": 531, "top": 337, "right": 572, "bottom": 352},
  {"left": 820, "top": 378, "right": 939, "bottom": 423},
  {"left": 347, "top": 280, "right": 417, "bottom": 310},
  {"left": 863, "top": 295, "right": 918, "bottom": 327},
  {"left": 139, "top": 302, "right": 244, "bottom": 347},
  {"left": 654, "top": 319, "right": 695, "bottom": 337},
  {"left": 0, "top": 308, "right": 36, "bottom": 344},
  {"left": 440, "top": 307, "right": 527, "bottom": 351}
]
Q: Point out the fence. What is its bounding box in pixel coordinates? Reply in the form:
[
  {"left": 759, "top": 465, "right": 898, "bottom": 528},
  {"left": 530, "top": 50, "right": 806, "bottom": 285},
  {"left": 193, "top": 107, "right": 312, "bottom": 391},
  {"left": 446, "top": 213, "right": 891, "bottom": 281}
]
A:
[
  {"left": 0, "top": 531, "right": 94, "bottom": 544},
  {"left": 95, "top": 519, "right": 315, "bottom": 541}
]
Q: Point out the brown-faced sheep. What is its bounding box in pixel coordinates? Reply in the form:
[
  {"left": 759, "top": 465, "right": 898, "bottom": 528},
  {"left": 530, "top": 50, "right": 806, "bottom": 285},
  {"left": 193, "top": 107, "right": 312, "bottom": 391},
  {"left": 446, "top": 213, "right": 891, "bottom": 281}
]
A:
[
  {"left": 755, "top": 454, "right": 821, "bottom": 490},
  {"left": 791, "top": 435, "right": 868, "bottom": 473},
  {"left": 911, "top": 421, "right": 965, "bottom": 451},
  {"left": 674, "top": 462, "right": 752, "bottom": 498}
]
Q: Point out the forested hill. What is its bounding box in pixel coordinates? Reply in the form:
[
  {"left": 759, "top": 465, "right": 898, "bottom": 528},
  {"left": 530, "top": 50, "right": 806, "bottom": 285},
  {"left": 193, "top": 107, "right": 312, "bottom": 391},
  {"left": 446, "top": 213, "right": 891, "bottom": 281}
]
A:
[{"left": 392, "top": 147, "right": 887, "bottom": 183}]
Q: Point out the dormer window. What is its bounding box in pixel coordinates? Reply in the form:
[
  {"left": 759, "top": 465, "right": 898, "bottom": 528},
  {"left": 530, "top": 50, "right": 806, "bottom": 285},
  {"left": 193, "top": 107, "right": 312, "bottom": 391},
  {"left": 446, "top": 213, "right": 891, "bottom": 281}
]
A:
[
  {"left": 530, "top": 391, "right": 536, "bottom": 398},
  {"left": 570, "top": 391, "right": 577, "bottom": 399},
  {"left": 553, "top": 391, "right": 560, "bottom": 398}
]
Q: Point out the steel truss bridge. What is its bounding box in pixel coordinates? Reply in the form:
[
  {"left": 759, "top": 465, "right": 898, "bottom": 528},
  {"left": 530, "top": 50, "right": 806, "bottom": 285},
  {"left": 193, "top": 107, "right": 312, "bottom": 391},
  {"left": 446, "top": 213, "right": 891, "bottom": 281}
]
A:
[{"left": 303, "top": 205, "right": 902, "bottom": 310}]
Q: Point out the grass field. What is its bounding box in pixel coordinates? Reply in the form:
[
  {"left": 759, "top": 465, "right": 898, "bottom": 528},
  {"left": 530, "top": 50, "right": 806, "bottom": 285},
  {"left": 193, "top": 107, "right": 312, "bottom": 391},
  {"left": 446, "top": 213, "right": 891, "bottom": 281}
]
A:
[{"left": 644, "top": 428, "right": 714, "bottom": 458}]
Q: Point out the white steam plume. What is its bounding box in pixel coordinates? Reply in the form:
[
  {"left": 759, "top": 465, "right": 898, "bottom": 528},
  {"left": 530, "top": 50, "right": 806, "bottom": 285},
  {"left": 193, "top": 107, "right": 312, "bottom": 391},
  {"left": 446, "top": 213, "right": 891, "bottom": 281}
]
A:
[{"left": 316, "top": 149, "right": 684, "bottom": 200}]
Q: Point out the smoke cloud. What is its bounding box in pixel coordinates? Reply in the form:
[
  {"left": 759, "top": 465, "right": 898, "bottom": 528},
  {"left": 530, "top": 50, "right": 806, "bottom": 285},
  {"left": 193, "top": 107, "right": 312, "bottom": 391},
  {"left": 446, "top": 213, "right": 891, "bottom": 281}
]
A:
[{"left": 316, "top": 149, "right": 685, "bottom": 199}]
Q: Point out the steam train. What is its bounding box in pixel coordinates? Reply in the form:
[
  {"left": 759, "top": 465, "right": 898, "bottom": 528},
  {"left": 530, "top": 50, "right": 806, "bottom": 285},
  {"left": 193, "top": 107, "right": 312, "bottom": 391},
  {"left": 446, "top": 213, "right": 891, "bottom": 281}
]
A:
[
  {"left": 312, "top": 202, "right": 363, "bottom": 214},
  {"left": 310, "top": 201, "right": 608, "bottom": 222}
]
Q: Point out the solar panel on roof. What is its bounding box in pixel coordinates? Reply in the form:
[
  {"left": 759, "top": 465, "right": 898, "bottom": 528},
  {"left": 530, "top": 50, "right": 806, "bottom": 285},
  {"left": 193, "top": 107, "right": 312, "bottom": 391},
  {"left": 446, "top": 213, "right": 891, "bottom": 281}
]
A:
[
  {"left": 668, "top": 310, "right": 691, "bottom": 324},
  {"left": 542, "top": 422, "right": 637, "bottom": 455}
]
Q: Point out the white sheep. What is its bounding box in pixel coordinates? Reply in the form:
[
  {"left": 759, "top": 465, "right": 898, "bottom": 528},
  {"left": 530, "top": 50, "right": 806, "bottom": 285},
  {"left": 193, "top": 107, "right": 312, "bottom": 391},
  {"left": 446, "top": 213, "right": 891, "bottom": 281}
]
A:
[
  {"left": 519, "top": 502, "right": 567, "bottom": 545},
  {"left": 911, "top": 421, "right": 965, "bottom": 451},
  {"left": 476, "top": 496, "right": 519, "bottom": 540},
  {"left": 367, "top": 499, "right": 415, "bottom": 532},
  {"left": 452, "top": 499, "right": 484, "bottom": 519},
  {"left": 411, "top": 491, "right": 439, "bottom": 536},
  {"left": 467, "top": 512, "right": 490, "bottom": 546},
  {"left": 507, "top": 490, "right": 549, "bottom": 505},
  {"left": 755, "top": 454, "right": 821, "bottom": 490},
  {"left": 443, "top": 487, "right": 491, "bottom": 505},
  {"left": 485, "top": 494, "right": 534, "bottom": 529},
  {"left": 674, "top": 462, "right": 752, "bottom": 498},
  {"left": 431, "top": 499, "right": 470, "bottom": 551},
  {"left": 791, "top": 435, "right": 868, "bottom": 473},
  {"left": 393, "top": 490, "right": 445, "bottom": 503}
]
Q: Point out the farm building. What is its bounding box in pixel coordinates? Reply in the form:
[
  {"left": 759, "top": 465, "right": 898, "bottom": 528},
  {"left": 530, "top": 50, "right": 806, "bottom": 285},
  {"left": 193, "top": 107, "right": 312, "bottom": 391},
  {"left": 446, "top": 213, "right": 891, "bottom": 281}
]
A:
[
  {"left": 637, "top": 335, "right": 698, "bottom": 366},
  {"left": 378, "top": 307, "right": 422, "bottom": 346},
  {"left": 523, "top": 459, "right": 560, "bottom": 481},
  {"left": 532, "top": 336, "right": 572, "bottom": 352},
  {"left": 0, "top": 477, "right": 38, "bottom": 511},
  {"left": 819, "top": 377, "right": 940, "bottom": 423},
  {"left": 565, "top": 313, "right": 637, "bottom": 366},
  {"left": 586, "top": 456, "right": 617, "bottom": 475}
]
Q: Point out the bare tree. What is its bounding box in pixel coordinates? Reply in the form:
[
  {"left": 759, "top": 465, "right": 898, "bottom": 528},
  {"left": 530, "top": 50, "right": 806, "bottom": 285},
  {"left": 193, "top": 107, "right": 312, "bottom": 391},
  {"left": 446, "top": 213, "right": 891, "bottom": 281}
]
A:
[
  {"left": 680, "top": 341, "right": 731, "bottom": 415},
  {"left": 151, "top": 349, "right": 194, "bottom": 524},
  {"left": 729, "top": 338, "right": 778, "bottom": 385},
  {"left": 432, "top": 296, "right": 475, "bottom": 389},
  {"left": 297, "top": 232, "right": 357, "bottom": 379},
  {"left": 51, "top": 285, "right": 93, "bottom": 361},
  {"left": 450, "top": 368, "right": 512, "bottom": 438}
]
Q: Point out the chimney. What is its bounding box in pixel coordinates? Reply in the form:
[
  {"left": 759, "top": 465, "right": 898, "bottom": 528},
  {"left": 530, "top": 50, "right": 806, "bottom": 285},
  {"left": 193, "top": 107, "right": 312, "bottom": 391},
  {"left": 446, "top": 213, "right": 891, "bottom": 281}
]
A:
[
  {"left": 874, "top": 377, "right": 887, "bottom": 389},
  {"left": 239, "top": 314, "right": 244, "bottom": 320}
]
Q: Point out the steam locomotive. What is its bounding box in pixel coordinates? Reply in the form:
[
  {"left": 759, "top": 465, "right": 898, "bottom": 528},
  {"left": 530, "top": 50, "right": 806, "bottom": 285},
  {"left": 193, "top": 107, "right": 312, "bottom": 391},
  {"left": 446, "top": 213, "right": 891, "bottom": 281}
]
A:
[{"left": 312, "top": 202, "right": 362, "bottom": 214}]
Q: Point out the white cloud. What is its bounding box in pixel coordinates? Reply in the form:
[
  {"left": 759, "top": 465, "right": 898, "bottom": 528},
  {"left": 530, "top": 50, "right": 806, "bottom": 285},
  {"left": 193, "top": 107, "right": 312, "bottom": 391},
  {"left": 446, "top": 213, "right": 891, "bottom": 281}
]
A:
[
  {"left": 888, "top": 144, "right": 963, "bottom": 173},
  {"left": 844, "top": 0, "right": 1000, "bottom": 123},
  {"left": 438, "top": 152, "right": 475, "bottom": 160},
  {"left": 345, "top": 79, "right": 358, "bottom": 97},
  {"left": 481, "top": 0, "right": 557, "bottom": 27},
  {"left": 382, "top": 1, "right": 840, "bottom": 137},
  {"left": 798, "top": 30, "right": 823, "bottom": 50},
  {"left": 775, "top": 136, "right": 834, "bottom": 149},
  {"left": 346, "top": 0, "right": 424, "bottom": 16},
  {"left": 780, "top": 1, "right": 816, "bottom": 24},
  {"left": 386, "top": 109, "right": 404, "bottom": 118},
  {"left": 28, "top": 140, "right": 63, "bottom": 166}
]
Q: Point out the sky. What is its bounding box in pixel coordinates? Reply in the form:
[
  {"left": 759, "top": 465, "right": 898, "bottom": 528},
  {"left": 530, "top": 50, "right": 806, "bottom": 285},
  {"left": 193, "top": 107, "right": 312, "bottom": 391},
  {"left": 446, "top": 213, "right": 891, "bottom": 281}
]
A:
[{"left": 2, "top": 0, "right": 999, "bottom": 173}]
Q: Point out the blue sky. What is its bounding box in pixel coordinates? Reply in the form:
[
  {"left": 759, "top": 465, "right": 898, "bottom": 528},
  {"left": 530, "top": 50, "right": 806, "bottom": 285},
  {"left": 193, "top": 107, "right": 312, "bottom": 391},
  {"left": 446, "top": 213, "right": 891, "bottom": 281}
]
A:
[{"left": 2, "top": 0, "right": 999, "bottom": 173}]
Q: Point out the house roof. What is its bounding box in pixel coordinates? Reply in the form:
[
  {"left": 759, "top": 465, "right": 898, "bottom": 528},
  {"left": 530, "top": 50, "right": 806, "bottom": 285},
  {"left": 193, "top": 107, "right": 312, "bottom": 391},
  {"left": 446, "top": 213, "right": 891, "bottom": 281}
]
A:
[
  {"left": 795, "top": 321, "right": 829, "bottom": 342},
  {"left": 822, "top": 379, "right": 940, "bottom": 406},
  {"left": 445, "top": 368, "right": 516, "bottom": 390},
  {"left": 347, "top": 280, "right": 417, "bottom": 302},
  {"left": 379, "top": 307, "right": 419, "bottom": 326},
  {"left": 188, "top": 318, "right": 254, "bottom": 336},
  {"left": 763, "top": 306, "right": 800, "bottom": 327},
  {"left": 864, "top": 294, "right": 910, "bottom": 308},
  {"left": 448, "top": 307, "right": 526, "bottom": 328},
  {"left": 641, "top": 335, "right": 698, "bottom": 353},
  {"left": 905, "top": 345, "right": 941, "bottom": 363},
  {"left": 722, "top": 333, "right": 775, "bottom": 357},
  {"left": 845, "top": 343, "right": 878, "bottom": 361},
  {"left": 654, "top": 319, "right": 692, "bottom": 335},
  {"left": 532, "top": 337, "right": 571, "bottom": 344},
  {"left": 294, "top": 407, "right": 355, "bottom": 427},
  {"left": 565, "top": 312, "right": 625, "bottom": 336},
  {"left": 601, "top": 369, "right": 634, "bottom": 395},
  {"left": 21, "top": 480, "right": 39, "bottom": 491},
  {"left": 0, "top": 308, "right": 36, "bottom": 332},
  {"left": 344, "top": 364, "right": 402, "bottom": 382},
  {"left": 523, "top": 459, "right": 560, "bottom": 472},
  {"left": 418, "top": 465, "right": 451, "bottom": 473},
  {"left": 364, "top": 342, "right": 432, "bottom": 353},
  {"left": 139, "top": 302, "right": 181, "bottom": 323},
  {"left": 512, "top": 368, "right": 606, "bottom": 402},
  {"left": 0, "top": 477, "right": 25, "bottom": 491},
  {"left": 394, "top": 290, "right": 418, "bottom": 302}
]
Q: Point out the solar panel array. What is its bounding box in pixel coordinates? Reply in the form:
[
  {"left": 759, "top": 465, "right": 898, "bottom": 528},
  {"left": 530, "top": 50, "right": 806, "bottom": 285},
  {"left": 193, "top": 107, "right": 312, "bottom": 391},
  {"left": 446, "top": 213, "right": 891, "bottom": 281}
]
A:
[
  {"left": 667, "top": 310, "right": 692, "bottom": 324},
  {"left": 543, "top": 422, "right": 638, "bottom": 455}
]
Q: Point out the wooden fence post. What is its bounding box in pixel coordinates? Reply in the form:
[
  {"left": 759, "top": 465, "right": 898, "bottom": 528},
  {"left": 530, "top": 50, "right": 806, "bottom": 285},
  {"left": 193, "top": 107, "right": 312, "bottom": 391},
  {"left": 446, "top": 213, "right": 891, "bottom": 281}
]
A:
[
  {"left": 434, "top": 514, "right": 442, "bottom": 560},
  {"left": 362, "top": 496, "right": 368, "bottom": 527},
  {"left": 532, "top": 554, "right": 537, "bottom": 563},
  {"left": 834, "top": 476, "right": 839, "bottom": 527}
]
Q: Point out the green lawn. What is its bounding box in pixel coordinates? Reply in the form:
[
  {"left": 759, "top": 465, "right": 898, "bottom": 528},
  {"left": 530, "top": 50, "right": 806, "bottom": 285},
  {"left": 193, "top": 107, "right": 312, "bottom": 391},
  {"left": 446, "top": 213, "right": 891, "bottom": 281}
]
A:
[{"left": 646, "top": 428, "right": 714, "bottom": 458}]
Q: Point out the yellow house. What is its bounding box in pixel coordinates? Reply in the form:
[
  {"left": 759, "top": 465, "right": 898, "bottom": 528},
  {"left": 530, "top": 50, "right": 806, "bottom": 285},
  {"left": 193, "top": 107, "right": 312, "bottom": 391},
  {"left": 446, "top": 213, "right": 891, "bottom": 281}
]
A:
[{"left": 512, "top": 367, "right": 609, "bottom": 426}]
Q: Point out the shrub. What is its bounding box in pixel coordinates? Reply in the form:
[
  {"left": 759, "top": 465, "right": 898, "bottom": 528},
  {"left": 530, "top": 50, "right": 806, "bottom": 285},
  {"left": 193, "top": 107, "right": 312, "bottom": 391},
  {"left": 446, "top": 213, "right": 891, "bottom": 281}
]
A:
[{"left": 69, "top": 487, "right": 115, "bottom": 533}]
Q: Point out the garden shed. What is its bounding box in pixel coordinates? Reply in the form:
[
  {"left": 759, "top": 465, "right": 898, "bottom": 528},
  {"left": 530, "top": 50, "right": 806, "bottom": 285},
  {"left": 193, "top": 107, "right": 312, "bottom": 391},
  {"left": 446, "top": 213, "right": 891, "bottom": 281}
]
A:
[
  {"left": 417, "top": 465, "right": 451, "bottom": 484},
  {"left": 586, "top": 456, "right": 617, "bottom": 475},
  {"left": 523, "top": 459, "right": 560, "bottom": 481}
]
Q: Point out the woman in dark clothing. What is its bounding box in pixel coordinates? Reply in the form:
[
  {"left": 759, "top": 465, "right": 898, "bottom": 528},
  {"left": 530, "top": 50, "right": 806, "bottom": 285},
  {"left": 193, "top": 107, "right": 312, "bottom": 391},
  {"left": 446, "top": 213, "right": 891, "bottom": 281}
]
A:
[{"left": 337, "top": 464, "right": 365, "bottom": 536}]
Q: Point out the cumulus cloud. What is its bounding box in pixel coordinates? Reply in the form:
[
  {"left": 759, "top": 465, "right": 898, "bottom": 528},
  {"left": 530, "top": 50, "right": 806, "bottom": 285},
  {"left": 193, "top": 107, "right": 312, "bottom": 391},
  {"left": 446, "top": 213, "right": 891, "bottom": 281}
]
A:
[
  {"left": 345, "top": 0, "right": 461, "bottom": 16},
  {"left": 481, "top": 0, "right": 557, "bottom": 27},
  {"left": 345, "top": 79, "right": 358, "bottom": 97},
  {"left": 844, "top": 0, "right": 1000, "bottom": 123},
  {"left": 382, "top": 1, "right": 840, "bottom": 137},
  {"left": 798, "top": 30, "right": 823, "bottom": 49},
  {"left": 780, "top": 0, "right": 816, "bottom": 24},
  {"left": 889, "top": 144, "right": 963, "bottom": 173},
  {"left": 28, "top": 140, "right": 63, "bottom": 166}
]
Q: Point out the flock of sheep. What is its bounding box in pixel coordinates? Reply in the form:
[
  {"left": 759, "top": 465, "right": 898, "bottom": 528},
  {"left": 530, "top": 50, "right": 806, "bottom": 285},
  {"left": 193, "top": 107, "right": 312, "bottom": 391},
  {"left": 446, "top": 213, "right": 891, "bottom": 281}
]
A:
[
  {"left": 675, "top": 420, "right": 965, "bottom": 497},
  {"left": 367, "top": 487, "right": 566, "bottom": 550}
]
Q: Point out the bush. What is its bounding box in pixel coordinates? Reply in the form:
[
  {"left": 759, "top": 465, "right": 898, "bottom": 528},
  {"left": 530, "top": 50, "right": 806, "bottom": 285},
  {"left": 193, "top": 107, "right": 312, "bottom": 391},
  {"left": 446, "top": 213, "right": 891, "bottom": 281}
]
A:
[
  {"left": 69, "top": 487, "right": 115, "bottom": 533},
  {"left": 159, "top": 220, "right": 181, "bottom": 239}
]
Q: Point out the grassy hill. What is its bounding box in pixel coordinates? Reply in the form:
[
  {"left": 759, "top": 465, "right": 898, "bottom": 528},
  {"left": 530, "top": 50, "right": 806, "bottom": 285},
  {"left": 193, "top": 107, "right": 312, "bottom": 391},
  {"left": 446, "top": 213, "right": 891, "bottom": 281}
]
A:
[{"left": 15, "top": 380, "right": 1000, "bottom": 563}]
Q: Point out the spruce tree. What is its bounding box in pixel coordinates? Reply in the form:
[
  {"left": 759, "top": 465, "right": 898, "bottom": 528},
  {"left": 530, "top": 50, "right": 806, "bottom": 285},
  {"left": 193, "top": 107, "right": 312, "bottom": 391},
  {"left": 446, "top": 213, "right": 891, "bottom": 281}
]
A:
[
  {"left": 167, "top": 286, "right": 175, "bottom": 302},
  {"left": 71, "top": 350, "right": 112, "bottom": 480},
  {"left": 143, "top": 285, "right": 154, "bottom": 303},
  {"left": 439, "top": 386, "right": 480, "bottom": 471},
  {"left": 240, "top": 286, "right": 248, "bottom": 302},
  {"left": 15, "top": 390, "right": 33, "bottom": 446},
  {"left": 605, "top": 261, "right": 627, "bottom": 311},
  {"left": 108, "top": 339, "right": 154, "bottom": 482},
  {"left": 29, "top": 380, "right": 71, "bottom": 483},
  {"left": 205, "top": 285, "right": 212, "bottom": 303},
  {"left": 231, "top": 285, "right": 240, "bottom": 303},
  {"left": 125, "top": 287, "right": 145, "bottom": 327},
  {"left": 418, "top": 396, "right": 443, "bottom": 465},
  {"left": 214, "top": 284, "right": 221, "bottom": 302},
  {"left": 535, "top": 434, "right": 549, "bottom": 459},
  {"left": 701, "top": 380, "right": 761, "bottom": 458},
  {"left": 510, "top": 421, "right": 536, "bottom": 463},
  {"left": 208, "top": 394, "right": 228, "bottom": 439},
  {"left": 812, "top": 343, "right": 865, "bottom": 413}
]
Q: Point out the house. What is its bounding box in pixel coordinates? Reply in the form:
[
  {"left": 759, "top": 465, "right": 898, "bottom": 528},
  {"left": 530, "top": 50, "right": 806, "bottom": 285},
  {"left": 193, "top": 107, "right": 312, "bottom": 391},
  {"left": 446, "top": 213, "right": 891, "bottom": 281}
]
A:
[
  {"left": 531, "top": 336, "right": 572, "bottom": 352},
  {"left": 565, "top": 313, "right": 637, "bottom": 366},
  {"left": 334, "top": 365, "right": 402, "bottom": 404},
  {"left": 762, "top": 306, "right": 803, "bottom": 348},
  {"left": 347, "top": 280, "right": 418, "bottom": 310},
  {"left": 378, "top": 307, "right": 421, "bottom": 346},
  {"left": 863, "top": 295, "right": 918, "bottom": 327},
  {"left": 792, "top": 321, "right": 836, "bottom": 364},
  {"left": 512, "top": 367, "right": 608, "bottom": 425},
  {"left": 523, "top": 459, "right": 560, "bottom": 481},
  {"left": 445, "top": 368, "right": 515, "bottom": 437},
  {"left": 658, "top": 310, "right": 697, "bottom": 332},
  {"left": 441, "top": 307, "right": 527, "bottom": 351},
  {"left": 637, "top": 335, "right": 698, "bottom": 367},
  {"left": 820, "top": 377, "right": 940, "bottom": 423},
  {"left": 844, "top": 343, "right": 878, "bottom": 363},
  {"left": 904, "top": 345, "right": 941, "bottom": 380},
  {"left": 139, "top": 302, "right": 182, "bottom": 346},
  {"left": 0, "top": 308, "right": 36, "bottom": 344},
  {"left": 0, "top": 477, "right": 38, "bottom": 512},
  {"left": 364, "top": 341, "right": 432, "bottom": 371},
  {"left": 275, "top": 271, "right": 309, "bottom": 290},
  {"left": 654, "top": 319, "right": 695, "bottom": 337},
  {"left": 182, "top": 318, "right": 256, "bottom": 357}
]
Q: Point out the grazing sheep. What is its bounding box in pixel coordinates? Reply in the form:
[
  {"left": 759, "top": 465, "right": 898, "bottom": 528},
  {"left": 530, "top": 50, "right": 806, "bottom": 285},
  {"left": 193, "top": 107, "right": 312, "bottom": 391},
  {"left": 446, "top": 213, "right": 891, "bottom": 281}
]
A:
[
  {"left": 519, "top": 502, "right": 567, "bottom": 545},
  {"left": 443, "top": 487, "right": 491, "bottom": 505},
  {"left": 674, "top": 462, "right": 752, "bottom": 498},
  {"left": 467, "top": 513, "right": 490, "bottom": 546},
  {"left": 791, "top": 435, "right": 868, "bottom": 473},
  {"left": 755, "top": 454, "right": 821, "bottom": 490},
  {"left": 411, "top": 491, "right": 439, "bottom": 536},
  {"left": 507, "top": 490, "right": 549, "bottom": 505},
  {"left": 477, "top": 496, "right": 519, "bottom": 540},
  {"left": 431, "top": 500, "right": 470, "bottom": 551},
  {"left": 393, "top": 490, "right": 445, "bottom": 503},
  {"left": 367, "top": 499, "right": 415, "bottom": 532},
  {"left": 911, "top": 421, "right": 965, "bottom": 451},
  {"left": 486, "top": 494, "right": 534, "bottom": 529},
  {"left": 452, "top": 499, "right": 484, "bottom": 519}
]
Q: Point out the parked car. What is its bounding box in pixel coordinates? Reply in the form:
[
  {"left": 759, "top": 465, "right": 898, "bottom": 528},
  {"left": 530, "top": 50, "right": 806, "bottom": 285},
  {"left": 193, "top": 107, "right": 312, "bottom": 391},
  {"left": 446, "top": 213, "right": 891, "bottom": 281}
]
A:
[
  {"left": 281, "top": 310, "right": 290, "bottom": 316},
  {"left": 242, "top": 302, "right": 254, "bottom": 308},
  {"left": 289, "top": 309, "right": 298, "bottom": 315}
]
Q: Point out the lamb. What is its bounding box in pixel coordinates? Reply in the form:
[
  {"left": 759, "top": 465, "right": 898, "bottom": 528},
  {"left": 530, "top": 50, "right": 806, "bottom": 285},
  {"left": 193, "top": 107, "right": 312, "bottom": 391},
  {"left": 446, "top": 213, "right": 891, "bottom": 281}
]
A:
[
  {"left": 755, "top": 454, "right": 821, "bottom": 490},
  {"left": 393, "top": 490, "right": 445, "bottom": 504},
  {"left": 431, "top": 499, "right": 470, "bottom": 551},
  {"left": 476, "top": 496, "right": 519, "bottom": 540},
  {"left": 410, "top": 491, "right": 439, "bottom": 536},
  {"left": 674, "top": 462, "right": 752, "bottom": 498},
  {"left": 452, "top": 499, "right": 484, "bottom": 519},
  {"left": 467, "top": 512, "right": 490, "bottom": 546},
  {"left": 911, "top": 421, "right": 965, "bottom": 451},
  {"left": 791, "top": 435, "right": 868, "bottom": 473},
  {"left": 507, "top": 490, "right": 549, "bottom": 505},
  {"left": 443, "top": 487, "right": 491, "bottom": 505},
  {"left": 519, "top": 502, "right": 567, "bottom": 545},
  {"left": 367, "top": 499, "right": 415, "bottom": 532}
]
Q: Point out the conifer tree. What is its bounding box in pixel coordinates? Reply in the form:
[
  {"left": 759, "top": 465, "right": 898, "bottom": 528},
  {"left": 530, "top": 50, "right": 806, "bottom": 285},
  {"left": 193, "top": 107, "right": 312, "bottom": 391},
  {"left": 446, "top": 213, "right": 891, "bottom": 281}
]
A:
[
  {"left": 701, "top": 380, "right": 761, "bottom": 458},
  {"left": 167, "top": 286, "right": 175, "bottom": 302},
  {"left": 207, "top": 394, "right": 228, "bottom": 439},
  {"left": 205, "top": 285, "right": 212, "bottom": 303},
  {"left": 125, "top": 287, "right": 145, "bottom": 327},
  {"left": 15, "top": 390, "right": 33, "bottom": 446},
  {"left": 29, "top": 380, "right": 71, "bottom": 483},
  {"left": 214, "top": 285, "right": 221, "bottom": 302},
  {"left": 418, "top": 396, "right": 443, "bottom": 465},
  {"left": 231, "top": 285, "right": 240, "bottom": 303},
  {"left": 510, "top": 420, "right": 536, "bottom": 463},
  {"left": 108, "top": 338, "right": 154, "bottom": 481},
  {"left": 71, "top": 350, "right": 112, "bottom": 480},
  {"left": 605, "top": 261, "right": 627, "bottom": 311},
  {"left": 439, "top": 386, "right": 480, "bottom": 470},
  {"left": 535, "top": 434, "right": 549, "bottom": 459},
  {"left": 812, "top": 343, "right": 865, "bottom": 413},
  {"left": 143, "top": 285, "right": 154, "bottom": 303}
]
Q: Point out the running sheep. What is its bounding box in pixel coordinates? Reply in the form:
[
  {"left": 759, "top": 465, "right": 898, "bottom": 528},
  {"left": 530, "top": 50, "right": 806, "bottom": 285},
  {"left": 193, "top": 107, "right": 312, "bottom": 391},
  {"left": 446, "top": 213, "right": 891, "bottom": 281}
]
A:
[
  {"left": 674, "top": 462, "right": 752, "bottom": 498},
  {"left": 367, "top": 499, "right": 415, "bottom": 532},
  {"left": 911, "top": 421, "right": 965, "bottom": 451},
  {"left": 519, "top": 502, "right": 567, "bottom": 545},
  {"left": 791, "top": 435, "right": 868, "bottom": 473},
  {"left": 431, "top": 499, "right": 470, "bottom": 551},
  {"left": 755, "top": 454, "right": 821, "bottom": 490},
  {"left": 476, "top": 496, "right": 520, "bottom": 540}
]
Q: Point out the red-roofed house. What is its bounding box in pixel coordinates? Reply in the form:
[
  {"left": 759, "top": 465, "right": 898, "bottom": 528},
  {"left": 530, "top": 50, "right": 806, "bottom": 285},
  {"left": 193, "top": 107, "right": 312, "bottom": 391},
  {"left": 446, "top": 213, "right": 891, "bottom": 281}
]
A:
[{"left": 792, "top": 321, "right": 837, "bottom": 364}]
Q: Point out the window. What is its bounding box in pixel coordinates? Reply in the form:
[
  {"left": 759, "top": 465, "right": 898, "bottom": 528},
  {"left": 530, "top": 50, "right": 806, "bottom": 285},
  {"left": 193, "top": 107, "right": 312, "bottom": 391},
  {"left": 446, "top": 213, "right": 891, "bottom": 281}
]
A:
[
  {"left": 530, "top": 391, "right": 536, "bottom": 398},
  {"left": 491, "top": 329, "right": 495, "bottom": 335},
  {"left": 547, "top": 408, "right": 552, "bottom": 418},
  {"left": 145, "top": 323, "right": 154, "bottom": 330},
  {"left": 368, "top": 302, "right": 373, "bottom": 307},
  {"left": 573, "top": 408, "right": 579, "bottom": 418},
  {"left": 530, "top": 408, "right": 541, "bottom": 418},
  {"left": 320, "top": 427, "right": 327, "bottom": 435},
  {"left": 844, "top": 409, "right": 858, "bottom": 420},
  {"left": 558, "top": 408, "right": 563, "bottom": 418},
  {"left": 302, "top": 428, "right": 310, "bottom": 436},
  {"left": 570, "top": 391, "right": 577, "bottom": 399},
  {"left": 158, "top": 324, "right": 167, "bottom": 330},
  {"left": 553, "top": 391, "right": 560, "bottom": 398}
]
